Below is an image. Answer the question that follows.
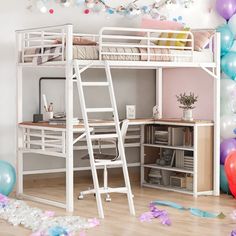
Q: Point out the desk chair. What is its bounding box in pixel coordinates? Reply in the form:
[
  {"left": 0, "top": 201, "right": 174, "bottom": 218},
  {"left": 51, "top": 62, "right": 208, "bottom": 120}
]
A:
[{"left": 78, "top": 119, "right": 129, "bottom": 202}]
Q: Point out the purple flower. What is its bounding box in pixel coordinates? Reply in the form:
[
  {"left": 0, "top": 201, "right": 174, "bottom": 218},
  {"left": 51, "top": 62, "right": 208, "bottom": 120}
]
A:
[
  {"left": 0, "top": 193, "right": 9, "bottom": 204},
  {"left": 139, "top": 212, "right": 153, "bottom": 222},
  {"left": 231, "top": 230, "right": 236, "bottom": 236},
  {"left": 43, "top": 211, "right": 55, "bottom": 218},
  {"left": 88, "top": 218, "right": 100, "bottom": 227},
  {"left": 160, "top": 215, "right": 171, "bottom": 226},
  {"left": 152, "top": 209, "right": 164, "bottom": 218},
  {"left": 140, "top": 202, "right": 171, "bottom": 226}
]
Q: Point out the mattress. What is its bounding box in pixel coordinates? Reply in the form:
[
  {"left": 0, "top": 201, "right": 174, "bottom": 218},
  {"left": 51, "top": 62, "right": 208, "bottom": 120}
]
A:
[
  {"left": 73, "top": 46, "right": 213, "bottom": 63},
  {"left": 23, "top": 46, "right": 213, "bottom": 64}
]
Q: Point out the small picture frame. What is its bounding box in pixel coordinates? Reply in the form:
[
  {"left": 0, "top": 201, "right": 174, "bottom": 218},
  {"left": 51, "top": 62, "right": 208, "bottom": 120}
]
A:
[{"left": 126, "top": 105, "right": 136, "bottom": 119}]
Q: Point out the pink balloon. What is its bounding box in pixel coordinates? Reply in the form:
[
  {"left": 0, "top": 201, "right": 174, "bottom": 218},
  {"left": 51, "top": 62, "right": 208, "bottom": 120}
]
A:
[{"left": 216, "top": 0, "right": 236, "bottom": 20}]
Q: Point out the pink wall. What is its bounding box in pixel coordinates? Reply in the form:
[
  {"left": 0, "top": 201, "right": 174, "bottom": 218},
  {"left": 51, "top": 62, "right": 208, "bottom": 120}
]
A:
[{"left": 163, "top": 68, "right": 214, "bottom": 120}]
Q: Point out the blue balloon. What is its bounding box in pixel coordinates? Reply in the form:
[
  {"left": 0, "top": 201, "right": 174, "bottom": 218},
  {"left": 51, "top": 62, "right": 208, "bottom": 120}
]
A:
[
  {"left": 221, "top": 52, "right": 236, "bottom": 79},
  {"left": 220, "top": 164, "right": 230, "bottom": 194},
  {"left": 217, "top": 24, "right": 234, "bottom": 56},
  {"left": 0, "top": 160, "right": 16, "bottom": 196}
]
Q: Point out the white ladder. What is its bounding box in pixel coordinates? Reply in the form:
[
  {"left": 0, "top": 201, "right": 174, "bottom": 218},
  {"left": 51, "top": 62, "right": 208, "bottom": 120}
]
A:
[{"left": 74, "top": 60, "right": 135, "bottom": 219}]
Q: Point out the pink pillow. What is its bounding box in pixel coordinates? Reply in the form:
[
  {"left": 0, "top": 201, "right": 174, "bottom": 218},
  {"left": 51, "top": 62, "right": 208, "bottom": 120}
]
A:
[
  {"left": 141, "top": 18, "right": 184, "bottom": 31},
  {"left": 56, "top": 37, "right": 97, "bottom": 45},
  {"left": 187, "top": 30, "right": 214, "bottom": 51}
]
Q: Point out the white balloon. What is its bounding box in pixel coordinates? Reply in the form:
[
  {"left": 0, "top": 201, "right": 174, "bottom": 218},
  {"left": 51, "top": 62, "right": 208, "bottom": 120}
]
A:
[
  {"left": 229, "top": 14, "right": 236, "bottom": 37},
  {"left": 220, "top": 78, "right": 236, "bottom": 100},
  {"left": 221, "top": 73, "right": 231, "bottom": 80},
  {"left": 221, "top": 97, "right": 233, "bottom": 116},
  {"left": 220, "top": 115, "right": 236, "bottom": 139},
  {"left": 36, "top": 0, "right": 47, "bottom": 13}
]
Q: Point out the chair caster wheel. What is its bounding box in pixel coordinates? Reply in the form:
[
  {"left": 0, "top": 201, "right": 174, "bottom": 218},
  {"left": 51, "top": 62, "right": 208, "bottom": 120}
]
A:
[
  {"left": 78, "top": 194, "right": 84, "bottom": 200},
  {"left": 105, "top": 194, "right": 111, "bottom": 202}
]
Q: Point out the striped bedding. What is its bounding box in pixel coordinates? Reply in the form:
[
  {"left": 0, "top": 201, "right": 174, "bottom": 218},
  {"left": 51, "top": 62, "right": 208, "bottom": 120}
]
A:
[{"left": 23, "top": 46, "right": 172, "bottom": 65}]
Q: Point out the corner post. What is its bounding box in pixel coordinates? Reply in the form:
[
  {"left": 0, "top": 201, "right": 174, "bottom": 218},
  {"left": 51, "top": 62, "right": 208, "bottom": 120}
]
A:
[
  {"left": 16, "top": 31, "right": 23, "bottom": 197},
  {"left": 213, "top": 32, "right": 221, "bottom": 196},
  {"left": 65, "top": 24, "right": 74, "bottom": 212},
  {"left": 156, "top": 68, "right": 163, "bottom": 118}
]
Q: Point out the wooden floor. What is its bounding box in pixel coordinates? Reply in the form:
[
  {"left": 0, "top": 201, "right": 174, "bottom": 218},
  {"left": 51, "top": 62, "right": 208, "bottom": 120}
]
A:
[{"left": 1, "top": 180, "right": 236, "bottom": 236}]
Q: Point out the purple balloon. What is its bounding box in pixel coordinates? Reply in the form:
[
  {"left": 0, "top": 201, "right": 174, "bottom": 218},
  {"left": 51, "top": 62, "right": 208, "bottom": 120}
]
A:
[
  {"left": 216, "top": 0, "right": 236, "bottom": 20},
  {"left": 220, "top": 138, "right": 236, "bottom": 164}
]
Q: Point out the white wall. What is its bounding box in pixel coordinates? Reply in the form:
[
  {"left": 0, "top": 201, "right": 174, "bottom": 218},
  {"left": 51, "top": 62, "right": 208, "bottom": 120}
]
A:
[{"left": 0, "top": 0, "right": 224, "bottom": 166}]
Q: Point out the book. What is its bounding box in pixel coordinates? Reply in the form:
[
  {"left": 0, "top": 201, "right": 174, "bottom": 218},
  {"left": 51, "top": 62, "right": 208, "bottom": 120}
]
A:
[
  {"left": 49, "top": 117, "right": 80, "bottom": 125},
  {"left": 175, "top": 150, "right": 184, "bottom": 168},
  {"left": 171, "top": 127, "right": 184, "bottom": 146}
]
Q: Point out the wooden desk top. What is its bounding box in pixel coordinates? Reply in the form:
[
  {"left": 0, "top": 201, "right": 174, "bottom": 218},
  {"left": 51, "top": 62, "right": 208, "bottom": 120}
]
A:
[{"left": 19, "top": 118, "right": 213, "bottom": 129}]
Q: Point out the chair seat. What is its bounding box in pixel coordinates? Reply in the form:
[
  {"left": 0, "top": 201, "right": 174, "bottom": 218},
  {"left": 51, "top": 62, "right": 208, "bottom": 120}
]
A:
[{"left": 82, "top": 153, "right": 119, "bottom": 162}]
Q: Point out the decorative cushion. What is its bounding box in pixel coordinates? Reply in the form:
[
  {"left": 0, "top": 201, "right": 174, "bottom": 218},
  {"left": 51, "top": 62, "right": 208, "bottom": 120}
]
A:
[
  {"left": 56, "top": 37, "right": 97, "bottom": 45},
  {"left": 187, "top": 30, "right": 215, "bottom": 51},
  {"left": 139, "top": 32, "right": 161, "bottom": 45},
  {"left": 141, "top": 18, "right": 184, "bottom": 31},
  {"left": 156, "top": 29, "right": 190, "bottom": 48}
]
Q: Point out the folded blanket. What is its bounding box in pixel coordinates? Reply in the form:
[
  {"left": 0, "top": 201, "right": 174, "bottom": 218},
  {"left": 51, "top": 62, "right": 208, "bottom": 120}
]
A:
[{"left": 23, "top": 46, "right": 62, "bottom": 65}]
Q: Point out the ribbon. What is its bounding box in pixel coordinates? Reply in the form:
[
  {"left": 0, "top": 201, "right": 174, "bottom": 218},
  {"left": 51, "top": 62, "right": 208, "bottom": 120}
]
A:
[{"left": 152, "top": 200, "right": 225, "bottom": 219}]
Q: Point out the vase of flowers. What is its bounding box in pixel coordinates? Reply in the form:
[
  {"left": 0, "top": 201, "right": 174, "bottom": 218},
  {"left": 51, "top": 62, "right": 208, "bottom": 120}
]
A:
[{"left": 176, "top": 92, "right": 198, "bottom": 121}]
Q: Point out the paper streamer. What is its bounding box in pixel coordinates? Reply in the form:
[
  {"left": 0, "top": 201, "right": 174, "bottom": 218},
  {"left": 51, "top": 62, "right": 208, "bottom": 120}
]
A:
[{"left": 152, "top": 200, "right": 225, "bottom": 219}]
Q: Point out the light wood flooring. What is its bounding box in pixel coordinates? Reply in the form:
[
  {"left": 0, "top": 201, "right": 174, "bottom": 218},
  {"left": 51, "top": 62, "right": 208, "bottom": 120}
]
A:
[{"left": 1, "top": 179, "right": 236, "bottom": 236}]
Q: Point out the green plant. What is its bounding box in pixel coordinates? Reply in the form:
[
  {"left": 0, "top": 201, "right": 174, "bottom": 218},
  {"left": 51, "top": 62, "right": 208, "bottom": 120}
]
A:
[{"left": 176, "top": 92, "right": 198, "bottom": 110}]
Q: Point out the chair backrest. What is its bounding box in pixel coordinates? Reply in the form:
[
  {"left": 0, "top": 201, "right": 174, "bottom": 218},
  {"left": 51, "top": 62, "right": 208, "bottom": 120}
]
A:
[{"left": 120, "top": 119, "right": 129, "bottom": 144}]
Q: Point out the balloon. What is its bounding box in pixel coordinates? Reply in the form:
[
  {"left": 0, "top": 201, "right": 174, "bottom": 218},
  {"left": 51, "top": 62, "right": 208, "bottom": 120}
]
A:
[
  {"left": 36, "top": 0, "right": 47, "bottom": 13},
  {"left": 0, "top": 160, "right": 16, "bottom": 196},
  {"left": 225, "top": 151, "right": 236, "bottom": 197},
  {"left": 220, "top": 138, "right": 236, "bottom": 164},
  {"left": 217, "top": 25, "right": 234, "bottom": 56},
  {"left": 75, "top": 0, "right": 85, "bottom": 6},
  {"left": 216, "top": 0, "right": 236, "bottom": 20},
  {"left": 220, "top": 115, "right": 236, "bottom": 139},
  {"left": 221, "top": 52, "right": 236, "bottom": 78},
  {"left": 231, "top": 40, "right": 236, "bottom": 52},
  {"left": 220, "top": 78, "right": 236, "bottom": 99},
  {"left": 221, "top": 97, "right": 236, "bottom": 115},
  {"left": 229, "top": 14, "right": 236, "bottom": 36},
  {"left": 220, "top": 164, "right": 230, "bottom": 193}
]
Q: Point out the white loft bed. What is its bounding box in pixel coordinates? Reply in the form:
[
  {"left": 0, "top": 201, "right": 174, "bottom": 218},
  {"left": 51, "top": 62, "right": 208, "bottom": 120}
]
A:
[{"left": 16, "top": 24, "right": 220, "bottom": 213}]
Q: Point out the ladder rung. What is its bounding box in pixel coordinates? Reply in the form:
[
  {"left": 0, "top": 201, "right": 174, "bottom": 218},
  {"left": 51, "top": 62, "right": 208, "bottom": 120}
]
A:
[
  {"left": 82, "top": 82, "right": 109, "bottom": 87},
  {"left": 95, "top": 160, "right": 123, "bottom": 166},
  {"left": 90, "top": 134, "right": 118, "bottom": 139},
  {"left": 86, "top": 108, "right": 114, "bottom": 113}
]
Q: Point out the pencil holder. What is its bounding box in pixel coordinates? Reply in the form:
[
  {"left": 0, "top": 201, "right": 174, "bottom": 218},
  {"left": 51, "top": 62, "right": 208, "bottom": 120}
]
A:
[{"left": 44, "top": 112, "right": 54, "bottom": 121}]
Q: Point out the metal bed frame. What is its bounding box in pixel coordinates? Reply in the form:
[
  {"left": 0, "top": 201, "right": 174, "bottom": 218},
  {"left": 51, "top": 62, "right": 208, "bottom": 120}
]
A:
[{"left": 16, "top": 24, "right": 221, "bottom": 213}]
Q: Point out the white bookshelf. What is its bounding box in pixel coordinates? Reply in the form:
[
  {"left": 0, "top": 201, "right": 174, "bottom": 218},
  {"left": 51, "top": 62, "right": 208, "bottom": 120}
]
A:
[
  {"left": 143, "top": 164, "right": 194, "bottom": 174},
  {"left": 142, "top": 182, "right": 193, "bottom": 195},
  {"left": 140, "top": 120, "right": 214, "bottom": 196},
  {"left": 143, "top": 143, "right": 194, "bottom": 151}
]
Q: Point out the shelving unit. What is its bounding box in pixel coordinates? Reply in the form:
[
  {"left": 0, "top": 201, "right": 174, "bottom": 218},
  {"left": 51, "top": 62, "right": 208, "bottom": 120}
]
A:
[
  {"left": 143, "top": 143, "right": 194, "bottom": 151},
  {"left": 142, "top": 183, "right": 193, "bottom": 195},
  {"left": 143, "top": 164, "right": 194, "bottom": 174},
  {"left": 140, "top": 120, "right": 214, "bottom": 196}
]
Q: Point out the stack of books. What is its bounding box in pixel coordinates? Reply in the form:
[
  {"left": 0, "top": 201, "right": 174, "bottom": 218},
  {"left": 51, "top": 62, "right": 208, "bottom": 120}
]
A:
[{"left": 49, "top": 117, "right": 80, "bottom": 125}]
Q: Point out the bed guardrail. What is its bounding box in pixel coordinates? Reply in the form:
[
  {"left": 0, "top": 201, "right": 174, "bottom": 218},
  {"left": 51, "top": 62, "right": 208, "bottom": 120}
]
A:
[
  {"left": 16, "top": 25, "right": 218, "bottom": 66},
  {"left": 99, "top": 27, "right": 194, "bottom": 62},
  {"left": 16, "top": 24, "right": 74, "bottom": 65}
]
